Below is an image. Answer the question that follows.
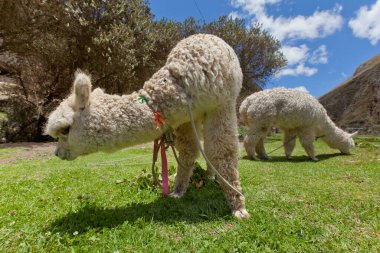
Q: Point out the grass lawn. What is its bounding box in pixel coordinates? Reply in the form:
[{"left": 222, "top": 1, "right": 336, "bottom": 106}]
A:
[{"left": 0, "top": 135, "right": 379, "bottom": 252}]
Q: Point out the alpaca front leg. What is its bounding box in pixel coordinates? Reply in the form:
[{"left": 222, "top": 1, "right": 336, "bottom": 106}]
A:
[
  {"left": 255, "top": 138, "right": 271, "bottom": 160},
  {"left": 298, "top": 129, "right": 318, "bottom": 161},
  {"left": 284, "top": 130, "right": 296, "bottom": 159},
  {"left": 206, "top": 164, "right": 216, "bottom": 180},
  {"left": 170, "top": 122, "right": 200, "bottom": 198},
  {"left": 204, "top": 107, "right": 249, "bottom": 219}
]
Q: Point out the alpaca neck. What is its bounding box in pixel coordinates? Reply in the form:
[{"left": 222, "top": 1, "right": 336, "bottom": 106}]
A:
[
  {"left": 124, "top": 94, "right": 165, "bottom": 143},
  {"left": 320, "top": 118, "right": 347, "bottom": 149},
  {"left": 95, "top": 92, "right": 165, "bottom": 151}
]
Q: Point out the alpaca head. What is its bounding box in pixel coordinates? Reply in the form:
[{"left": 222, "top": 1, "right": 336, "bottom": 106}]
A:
[
  {"left": 336, "top": 131, "right": 357, "bottom": 154},
  {"left": 45, "top": 71, "right": 104, "bottom": 160}
]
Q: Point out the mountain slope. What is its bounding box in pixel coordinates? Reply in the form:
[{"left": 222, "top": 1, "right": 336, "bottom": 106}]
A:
[{"left": 319, "top": 54, "right": 380, "bottom": 134}]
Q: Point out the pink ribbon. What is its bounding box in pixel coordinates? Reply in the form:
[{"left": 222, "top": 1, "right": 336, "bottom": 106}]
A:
[
  {"left": 152, "top": 137, "right": 169, "bottom": 196},
  {"left": 160, "top": 140, "right": 169, "bottom": 196}
]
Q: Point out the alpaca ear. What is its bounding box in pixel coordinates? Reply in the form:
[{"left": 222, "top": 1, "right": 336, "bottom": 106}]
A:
[
  {"left": 350, "top": 131, "right": 359, "bottom": 138},
  {"left": 73, "top": 71, "right": 92, "bottom": 110}
]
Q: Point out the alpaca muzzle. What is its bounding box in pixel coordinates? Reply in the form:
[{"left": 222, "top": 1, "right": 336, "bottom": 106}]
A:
[{"left": 54, "top": 148, "right": 74, "bottom": 160}]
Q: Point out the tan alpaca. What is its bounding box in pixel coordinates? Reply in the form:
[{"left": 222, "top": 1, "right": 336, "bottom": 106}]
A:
[
  {"left": 239, "top": 88, "right": 356, "bottom": 161},
  {"left": 45, "top": 34, "right": 249, "bottom": 219}
]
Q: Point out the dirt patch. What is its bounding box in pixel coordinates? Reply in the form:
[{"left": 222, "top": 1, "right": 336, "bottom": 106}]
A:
[{"left": 0, "top": 142, "right": 56, "bottom": 164}]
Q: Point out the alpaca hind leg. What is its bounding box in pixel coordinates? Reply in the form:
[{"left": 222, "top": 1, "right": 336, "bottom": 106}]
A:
[
  {"left": 244, "top": 128, "right": 265, "bottom": 160},
  {"left": 170, "top": 122, "right": 200, "bottom": 198},
  {"left": 255, "top": 133, "right": 271, "bottom": 160},
  {"left": 284, "top": 130, "right": 296, "bottom": 159},
  {"left": 203, "top": 106, "right": 249, "bottom": 219},
  {"left": 298, "top": 128, "right": 318, "bottom": 161}
]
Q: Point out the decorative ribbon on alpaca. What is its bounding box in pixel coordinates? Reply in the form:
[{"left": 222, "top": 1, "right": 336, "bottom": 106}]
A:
[
  {"left": 154, "top": 112, "right": 165, "bottom": 129},
  {"left": 151, "top": 139, "right": 160, "bottom": 186},
  {"left": 138, "top": 95, "right": 148, "bottom": 105},
  {"left": 151, "top": 136, "right": 169, "bottom": 196},
  {"left": 160, "top": 139, "right": 169, "bottom": 196},
  {"left": 137, "top": 95, "right": 165, "bottom": 129}
]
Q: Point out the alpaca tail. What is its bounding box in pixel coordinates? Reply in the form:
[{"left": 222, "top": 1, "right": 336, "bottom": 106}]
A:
[{"left": 238, "top": 99, "right": 249, "bottom": 125}]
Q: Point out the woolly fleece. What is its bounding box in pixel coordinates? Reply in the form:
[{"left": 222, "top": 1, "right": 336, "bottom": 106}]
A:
[
  {"left": 45, "top": 34, "right": 249, "bottom": 219},
  {"left": 239, "top": 88, "right": 356, "bottom": 161}
]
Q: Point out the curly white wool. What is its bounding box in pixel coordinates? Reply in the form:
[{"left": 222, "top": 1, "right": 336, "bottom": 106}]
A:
[
  {"left": 45, "top": 34, "right": 249, "bottom": 219},
  {"left": 239, "top": 88, "right": 356, "bottom": 161}
]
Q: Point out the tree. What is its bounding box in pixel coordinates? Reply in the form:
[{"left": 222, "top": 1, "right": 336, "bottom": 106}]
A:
[
  {"left": 0, "top": 0, "right": 180, "bottom": 141},
  {"left": 0, "top": 1, "right": 285, "bottom": 142}
]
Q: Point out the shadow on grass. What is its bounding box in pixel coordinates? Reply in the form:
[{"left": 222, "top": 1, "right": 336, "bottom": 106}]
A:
[
  {"left": 48, "top": 183, "right": 230, "bottom": 235},
  {"left": 240, "top": 152, "right": 344, "bottom": 163}
]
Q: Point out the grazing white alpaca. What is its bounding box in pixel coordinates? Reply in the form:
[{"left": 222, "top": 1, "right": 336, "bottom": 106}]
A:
[
  {"left": 45, "top": 34, "right": 249, "bottom": 219},
  {"left": 239, "top": 88, "right": 356, "bottom": 161}
]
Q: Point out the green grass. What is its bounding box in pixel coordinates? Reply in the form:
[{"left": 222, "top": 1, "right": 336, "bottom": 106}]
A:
[
  {"left": 0, "top": 147, "right": 26, "bottom": 160},
  {"left": 0, "top": 135, "right": 379, "bottom": 252}
]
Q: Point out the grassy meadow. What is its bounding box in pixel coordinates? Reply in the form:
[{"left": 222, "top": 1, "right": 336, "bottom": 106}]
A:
[{"left": 0, "top": 135, "right": 379, "bottom": 252}]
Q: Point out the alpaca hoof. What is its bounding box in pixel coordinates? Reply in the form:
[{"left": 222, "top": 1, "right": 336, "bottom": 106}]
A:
[
  {"left": 169, "top": 191, "right": 184, "bottom": 199},
  {"left": 250, "top": 156, "right": 260, "bottom": 161},
  {"left": 286, "top": 155, "right": 292, "bottom": 160},
  {"left": 264, "top": 156, "right": 272, "bottom": 160},
  {"left": 233, "top": 208, "right": 250, "bottom": 219},
  {"left": 311, "top": 157, "right": 319, "bottom": 162},
  {"left": 207, "top": 174, "right": 216, "bottom": 181}
]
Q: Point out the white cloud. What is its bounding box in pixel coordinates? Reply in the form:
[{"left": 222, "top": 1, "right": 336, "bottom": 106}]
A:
[
  {"left": 280, "top": 44, "right": 309, "bottom": 65},
  {"left": 278, "top": 44, "right": 328, "bottom": 77},
  {"left": 292, "top": 86, "right": 309, "bottom": 93},
  {"left": 349, "top": 1, "right": 380, "bottom": 45},
  {"left": 230, "top": 1, "right": 344, "bottom": 41},
  {"left": 228, "top": 11, "right": 243, "bottom": 20},
  {"left": 230, "top": 1, "right": 338, "bottom": 78},
  {"left": 274, "top": 85, "right": 310, "bottom": 94},
  {"left": 260, "top": 5, "right": 343, "bottom": 41},
  {"left": 231, "top": 0, "right": 281, "bottom": 16},
  {"left": 309, "top": 45, "right": 328, "bottom": 64},
  {"left": 276, "top": 63, "right": 318, "bottom": 77}
]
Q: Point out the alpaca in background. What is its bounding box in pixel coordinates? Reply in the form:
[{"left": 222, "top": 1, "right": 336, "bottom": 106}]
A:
[{"left": 239, "top": 88, "right": 356, "bottom": 161}]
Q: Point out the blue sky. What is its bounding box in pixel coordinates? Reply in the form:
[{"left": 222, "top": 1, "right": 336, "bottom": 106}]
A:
[{"left": 150, "top": 0, "right": 380, "bottom": 97}]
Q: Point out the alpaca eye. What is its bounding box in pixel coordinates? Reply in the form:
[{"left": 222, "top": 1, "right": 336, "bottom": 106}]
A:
[
  {"left": 62, "top": 126, "right": 70, "bottom": 135},
  {"left": 163, "top": 79, "right": 167, "bottom": 82}
]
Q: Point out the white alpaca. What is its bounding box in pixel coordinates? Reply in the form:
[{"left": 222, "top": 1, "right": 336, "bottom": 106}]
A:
[
  {"left": 239, "top": 88, "right": 356, "bottom": 161},
  {"left": 45, "top": 34, "right": 249, "bottom": 219}
]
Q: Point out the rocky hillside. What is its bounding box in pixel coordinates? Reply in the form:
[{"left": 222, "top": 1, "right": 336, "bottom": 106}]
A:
[{"left": 319, "top": 54, "right": 380, "bottom": 134}]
